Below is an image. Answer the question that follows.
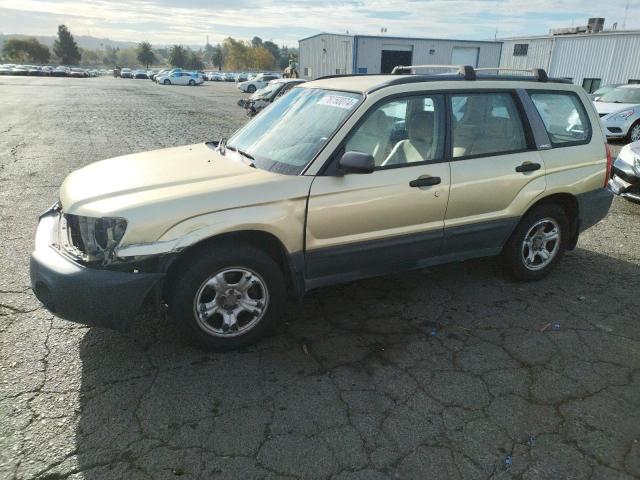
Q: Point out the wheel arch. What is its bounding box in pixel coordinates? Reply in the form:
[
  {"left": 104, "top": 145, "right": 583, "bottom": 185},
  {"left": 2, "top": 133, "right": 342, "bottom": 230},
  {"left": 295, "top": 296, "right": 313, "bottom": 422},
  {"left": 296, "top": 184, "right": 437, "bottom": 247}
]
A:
[
  {"left": 163, "top": 230, "right": 304, "bottom": 302},
  {"left": 520, "top": 192, "right": 580, "bottom": 250}
]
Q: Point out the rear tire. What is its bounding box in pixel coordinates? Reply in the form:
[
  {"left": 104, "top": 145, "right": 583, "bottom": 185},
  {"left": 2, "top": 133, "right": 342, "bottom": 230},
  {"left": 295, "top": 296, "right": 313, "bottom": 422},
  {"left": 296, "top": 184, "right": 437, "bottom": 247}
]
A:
[
  {"left": 169, "top": 242, "right": 286, "bottom": 351},
  {"left": 503, "top": 204, "right": 569, "bottom": 281},
  {"left": 627, "top": 120, "right": 640, "bottom": 143}
]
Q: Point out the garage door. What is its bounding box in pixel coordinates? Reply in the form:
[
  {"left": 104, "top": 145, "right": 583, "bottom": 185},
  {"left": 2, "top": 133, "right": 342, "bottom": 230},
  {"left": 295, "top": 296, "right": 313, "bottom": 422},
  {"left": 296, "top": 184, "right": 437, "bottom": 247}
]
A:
[{"left": 451, "top": 47, "right": 479, "bottom": 67}]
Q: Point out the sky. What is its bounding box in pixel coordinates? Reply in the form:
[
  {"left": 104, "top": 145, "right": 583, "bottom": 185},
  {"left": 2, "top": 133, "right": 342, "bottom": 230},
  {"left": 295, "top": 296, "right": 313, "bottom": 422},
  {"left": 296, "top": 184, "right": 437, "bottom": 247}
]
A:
[{"left": 0, "top": 0, "right": 638, "bottom": 47}]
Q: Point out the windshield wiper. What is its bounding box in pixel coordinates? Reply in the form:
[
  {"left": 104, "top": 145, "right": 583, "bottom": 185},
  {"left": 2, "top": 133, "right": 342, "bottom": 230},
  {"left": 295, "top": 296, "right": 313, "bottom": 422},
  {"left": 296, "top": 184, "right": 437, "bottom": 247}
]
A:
[
  {"left": 227, "top": 145, "right": 256, "bottom": 167},
  {"left": 217, "top": 137, "right": 227, "bottom": 155}
]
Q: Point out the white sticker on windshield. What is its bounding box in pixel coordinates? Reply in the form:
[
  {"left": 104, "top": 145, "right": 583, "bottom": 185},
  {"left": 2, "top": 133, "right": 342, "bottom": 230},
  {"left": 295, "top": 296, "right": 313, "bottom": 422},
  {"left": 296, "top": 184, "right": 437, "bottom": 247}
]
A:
[{"left": 318, "top": 95, "right": 358, "bottom": 110}]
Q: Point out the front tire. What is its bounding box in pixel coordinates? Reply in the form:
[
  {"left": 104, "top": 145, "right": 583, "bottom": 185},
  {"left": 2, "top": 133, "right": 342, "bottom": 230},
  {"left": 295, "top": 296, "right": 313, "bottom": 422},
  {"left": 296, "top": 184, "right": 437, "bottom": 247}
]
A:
[
  {"left": 189, "top": 79, "right": 195, "bottom": 86},
  {"left": 163, "top": 79, "right": 171, "bottom": 85},
  {"left": 503, "top": 204, "right": 569, "bottom": 281},
  {"left": 247, "top": 85, "right": 256, "bottom": 93},
  {"left": 169, "top": 242, "right": 286, "bottom": 351}
]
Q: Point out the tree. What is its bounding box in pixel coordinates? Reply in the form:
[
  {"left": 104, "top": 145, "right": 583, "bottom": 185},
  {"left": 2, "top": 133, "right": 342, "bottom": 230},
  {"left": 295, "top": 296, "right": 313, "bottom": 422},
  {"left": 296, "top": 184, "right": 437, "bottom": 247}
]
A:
[
  {"left": 136, "top": 41, "right": 156, "bottom": 68},
  {"left": 81, "top": 48, "right": 101, "bottom": 66},
  {"left": 251, "top": 36, "right": 263, "bottom": 47},
  {"left": 53, "top": 25, "right": 81, "bottom": 65},
  {"left": 263, "top": 41, "right": 280, "bottom": 62},
  {"left": 211, "top": 44, "right": 224, "bottom": 71},
  {"left": 2, "top": 37, "right": 50, "bottom": 63},
  {"left": 115, "top": 48, "right": 137, "bottom": 68},
  {"left": 168, "top": 45, "right": 188, "bottom": 68},
  {"left": 187, "top": 51, "right": 204, "bottom": 70},
  {"left": 249, "top": 45, "right": 275, "bottom": 70},
  {"left": 103, "top": 46, "right": 118, "bottom": 66}
]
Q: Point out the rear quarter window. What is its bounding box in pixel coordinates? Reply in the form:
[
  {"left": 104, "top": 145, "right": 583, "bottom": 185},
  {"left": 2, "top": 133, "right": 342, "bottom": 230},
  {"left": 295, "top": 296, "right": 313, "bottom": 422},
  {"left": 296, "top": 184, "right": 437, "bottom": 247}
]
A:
[{"left": 528, "top": 91, "right": 591, "bottom": 147}]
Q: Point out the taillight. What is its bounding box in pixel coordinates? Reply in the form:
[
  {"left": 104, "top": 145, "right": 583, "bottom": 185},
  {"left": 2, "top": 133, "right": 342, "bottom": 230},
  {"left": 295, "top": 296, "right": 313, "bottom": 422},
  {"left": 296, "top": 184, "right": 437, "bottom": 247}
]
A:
[{"left": 604, "top": 143, "right": 613, "bottom": 187}]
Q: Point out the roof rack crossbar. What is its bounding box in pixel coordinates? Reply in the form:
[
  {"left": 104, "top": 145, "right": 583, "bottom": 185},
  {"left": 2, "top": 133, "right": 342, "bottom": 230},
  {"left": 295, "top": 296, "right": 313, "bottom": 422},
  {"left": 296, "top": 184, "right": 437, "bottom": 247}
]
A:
[
  {"left": 391, "top": 64, "right": 476, "bottom": 80},
  {"left": 474, "top": 67, "right": 549, "bottom": 82}
]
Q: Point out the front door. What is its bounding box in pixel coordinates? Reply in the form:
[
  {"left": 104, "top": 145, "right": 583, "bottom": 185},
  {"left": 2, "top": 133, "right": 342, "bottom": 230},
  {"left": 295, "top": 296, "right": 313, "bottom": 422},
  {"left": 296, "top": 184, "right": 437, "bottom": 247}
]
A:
[{"left": 305, "top": 94, "right": 450, "bottom": 284}]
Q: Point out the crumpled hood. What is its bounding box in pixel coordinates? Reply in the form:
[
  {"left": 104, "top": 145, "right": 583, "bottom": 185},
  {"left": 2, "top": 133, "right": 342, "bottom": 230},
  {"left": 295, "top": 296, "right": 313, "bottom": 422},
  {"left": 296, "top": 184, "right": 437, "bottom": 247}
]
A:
[
  {"left": 59, "top": 142, "right": 313, "bottom": 246},
  {"left": 594, "top": 101, "right": 639, "bottom": 116},
  {"left": 60, "top": 143, "right": 266, "bottom": 213}
]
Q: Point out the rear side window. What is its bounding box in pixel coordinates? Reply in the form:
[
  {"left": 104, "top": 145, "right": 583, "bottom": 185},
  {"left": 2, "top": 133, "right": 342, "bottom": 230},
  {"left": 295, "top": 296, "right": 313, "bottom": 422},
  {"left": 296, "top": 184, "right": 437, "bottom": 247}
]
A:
[
  {"left": 529, "top": 92, "right": 591, "bottom": 147},
  {"left": 450, "top": 92, "right": 527, "bottom": 158}
]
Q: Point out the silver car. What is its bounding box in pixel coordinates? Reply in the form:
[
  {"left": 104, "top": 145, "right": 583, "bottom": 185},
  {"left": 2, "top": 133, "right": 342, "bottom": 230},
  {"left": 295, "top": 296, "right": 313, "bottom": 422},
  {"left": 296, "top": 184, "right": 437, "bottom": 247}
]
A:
[{"left": 594, "top": 85, "right": 640, "bottom": 142}]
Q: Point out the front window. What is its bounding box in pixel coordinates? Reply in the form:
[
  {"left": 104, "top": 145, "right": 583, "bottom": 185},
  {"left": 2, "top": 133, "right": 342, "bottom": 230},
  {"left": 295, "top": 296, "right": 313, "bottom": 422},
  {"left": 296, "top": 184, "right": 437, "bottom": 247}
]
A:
[
  {"left": 598, "top": 87, "right": 640, "bottom": 104},
  {"left": 227, "top": 88, "right": 362, "bottom": 175}
]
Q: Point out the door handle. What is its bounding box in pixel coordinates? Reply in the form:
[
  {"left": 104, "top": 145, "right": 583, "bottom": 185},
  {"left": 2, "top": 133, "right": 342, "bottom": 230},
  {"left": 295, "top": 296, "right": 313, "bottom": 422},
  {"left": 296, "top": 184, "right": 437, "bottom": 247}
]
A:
[
  {"left": 410, "top": 176, "right": 441, "bottom": 188},
  {"left": 515, "top": 162, "right": 541, "bottom": 173}
]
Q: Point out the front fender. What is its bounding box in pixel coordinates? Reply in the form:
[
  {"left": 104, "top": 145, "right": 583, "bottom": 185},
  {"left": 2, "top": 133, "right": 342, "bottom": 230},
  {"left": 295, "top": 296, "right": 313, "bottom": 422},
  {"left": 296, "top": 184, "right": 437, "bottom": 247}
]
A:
[{"left": 116, "top": 199, "right": 307, "bottom": 258}]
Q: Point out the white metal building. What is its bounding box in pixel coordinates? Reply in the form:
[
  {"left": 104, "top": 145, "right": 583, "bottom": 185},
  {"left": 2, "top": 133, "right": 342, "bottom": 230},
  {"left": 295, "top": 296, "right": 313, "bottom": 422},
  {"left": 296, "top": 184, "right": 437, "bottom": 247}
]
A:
[
  {"left": 499, "top": 30, "right": 640, "bottom": 91},
  {"left": 298, "top": 33, "right": 502, "bottom": 79}
]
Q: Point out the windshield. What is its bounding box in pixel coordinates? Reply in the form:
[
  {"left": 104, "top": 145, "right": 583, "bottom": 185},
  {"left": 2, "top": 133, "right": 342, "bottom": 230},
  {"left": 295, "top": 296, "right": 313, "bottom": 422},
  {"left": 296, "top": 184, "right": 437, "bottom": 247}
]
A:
[
  {"left": 227, "top": 88, "right": 362, "bottom": 175},
  {"left": 598, "top": 88, "right": 640, "bottom": 104}
]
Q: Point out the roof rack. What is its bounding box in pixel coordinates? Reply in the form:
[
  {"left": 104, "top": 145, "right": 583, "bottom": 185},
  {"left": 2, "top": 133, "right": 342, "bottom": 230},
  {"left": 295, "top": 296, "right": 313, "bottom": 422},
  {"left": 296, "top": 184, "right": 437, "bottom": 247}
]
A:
[
  {"left": 391, "top": 64, "right": 476, "bottom": 80},
  {"left": 474, "top": 67, "right": 549, "bottom": 82}
]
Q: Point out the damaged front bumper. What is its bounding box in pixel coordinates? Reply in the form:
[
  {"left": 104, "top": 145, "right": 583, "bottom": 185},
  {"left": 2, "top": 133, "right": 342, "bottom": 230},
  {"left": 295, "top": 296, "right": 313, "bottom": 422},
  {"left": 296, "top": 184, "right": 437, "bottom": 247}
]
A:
[
  {"left": 608, "top": 157, "right": 640, "bottom": 205},
  {"left": 30, "top": 211, "right": 164, "bottom": 330}
]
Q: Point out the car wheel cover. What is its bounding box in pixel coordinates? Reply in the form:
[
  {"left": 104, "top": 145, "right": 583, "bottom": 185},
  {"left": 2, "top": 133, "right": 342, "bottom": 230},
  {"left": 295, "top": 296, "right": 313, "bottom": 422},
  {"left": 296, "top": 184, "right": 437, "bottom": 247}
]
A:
[
  {"left": 193, "top": 267, "right": 269, "bottom": 338},
  {"left": 521, "top": 218, "right": 561, "bottom": 271},
  {"left": 631, "top": 124, "right": 640, "bottom": 142}
]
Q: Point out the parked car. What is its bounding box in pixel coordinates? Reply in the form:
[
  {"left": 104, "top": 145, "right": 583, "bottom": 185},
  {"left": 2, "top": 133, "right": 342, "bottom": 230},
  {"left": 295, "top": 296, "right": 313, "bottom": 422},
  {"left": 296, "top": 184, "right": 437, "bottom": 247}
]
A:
[
  {"left": 237, "top": 73, "right": 280, "bottom": 93},
  {"left": 594, "top": 85, "right": 640, "bottom": 142},
  {"left": 69, "top": 68, "right": 88, "bottom": 78},
  {"left": 11, "top": 65, "right": 29, "bottom": 76},
  {"left": 0, "top": 64, "right": 12, "bottom": 75},
  {"left": 52, "top": 66, "right": 69, "bottom": 77},
  {"left": 29, "top": 66, "right": 613, "bottom": 350},
  {"left": 207, "top": 72, "right": 224, "bottom": 81},
  {"left": 244, "top": 79, "right": 306, "bottom": 116},
  {"left": 120, "top": 68, "right": 133, "bottom": 78},
  {"left": 150, "top": 69, "right": 168, "bottom": 81},
  {"left": 608, "top": 139, "right": 640, "bottom": 204},
  {"left": 133, "top": 69, "right": 148, "bottom": 79},
  {"left": 157, "top": 71, "right": 203, "bottom": 86},
  {"left": 224, "top": 72, "right": 236, "bottom": 82},
  {"left": 589, "top": 84, "right": 622, "bottom": 101}
]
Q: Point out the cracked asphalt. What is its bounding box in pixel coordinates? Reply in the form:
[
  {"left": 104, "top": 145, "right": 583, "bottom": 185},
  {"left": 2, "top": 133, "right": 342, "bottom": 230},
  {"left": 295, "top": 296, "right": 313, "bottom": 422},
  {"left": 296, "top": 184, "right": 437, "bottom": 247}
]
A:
[{"left": 1, "top": 76, "right": 639, "bottom": 480}]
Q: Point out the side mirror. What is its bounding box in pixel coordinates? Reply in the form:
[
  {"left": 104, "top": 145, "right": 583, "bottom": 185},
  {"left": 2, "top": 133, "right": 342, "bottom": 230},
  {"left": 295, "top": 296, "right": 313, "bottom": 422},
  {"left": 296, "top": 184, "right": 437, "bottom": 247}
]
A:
[{"left": 338, "top": 151, "right": 375, "bottom": 174}]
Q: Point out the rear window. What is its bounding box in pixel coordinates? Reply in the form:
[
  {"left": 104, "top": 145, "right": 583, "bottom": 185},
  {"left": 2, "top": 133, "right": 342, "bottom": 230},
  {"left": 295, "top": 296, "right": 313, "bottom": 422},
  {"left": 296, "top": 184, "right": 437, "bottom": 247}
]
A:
[{"left": 529, "top": 92, "right": 591, "bottom": 147}]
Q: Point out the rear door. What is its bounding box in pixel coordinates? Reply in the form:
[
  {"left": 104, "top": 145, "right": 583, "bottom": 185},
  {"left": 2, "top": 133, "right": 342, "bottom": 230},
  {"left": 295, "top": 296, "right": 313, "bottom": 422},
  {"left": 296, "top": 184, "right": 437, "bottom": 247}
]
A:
[{"left": 444, "top": 91, "right": 546, "bottom": 255}]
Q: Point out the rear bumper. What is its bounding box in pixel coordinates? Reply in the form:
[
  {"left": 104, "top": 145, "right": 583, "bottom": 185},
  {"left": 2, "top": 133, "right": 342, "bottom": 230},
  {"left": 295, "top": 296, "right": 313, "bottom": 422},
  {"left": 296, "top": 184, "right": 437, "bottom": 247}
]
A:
[
  {"left": 30, "top": 213, "right": 164, "bottom": 330},
  {"left": 576, "top": 188, "right": 614, "bottom": 232}
]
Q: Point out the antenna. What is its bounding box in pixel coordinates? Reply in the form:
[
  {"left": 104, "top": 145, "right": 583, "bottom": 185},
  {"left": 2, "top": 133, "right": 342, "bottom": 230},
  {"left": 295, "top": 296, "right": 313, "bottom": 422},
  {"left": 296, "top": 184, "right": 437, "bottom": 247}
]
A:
[{"left": 623, "top": 0, "right": 629, "bottom": 29}]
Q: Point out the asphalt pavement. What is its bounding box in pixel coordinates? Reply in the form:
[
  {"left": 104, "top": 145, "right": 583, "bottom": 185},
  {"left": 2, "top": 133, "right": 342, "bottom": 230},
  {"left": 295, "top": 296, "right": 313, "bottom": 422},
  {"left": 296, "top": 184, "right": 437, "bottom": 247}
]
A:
[{"left": 1, "top": 76, "right": 639, "bottom": 480}]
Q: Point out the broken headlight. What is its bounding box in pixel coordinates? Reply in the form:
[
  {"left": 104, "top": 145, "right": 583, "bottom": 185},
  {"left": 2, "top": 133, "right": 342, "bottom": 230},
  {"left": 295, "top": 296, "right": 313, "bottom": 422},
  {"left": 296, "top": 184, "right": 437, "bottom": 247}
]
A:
[{"left": 61, "top": 214, "right": 127, "bottom": 264}]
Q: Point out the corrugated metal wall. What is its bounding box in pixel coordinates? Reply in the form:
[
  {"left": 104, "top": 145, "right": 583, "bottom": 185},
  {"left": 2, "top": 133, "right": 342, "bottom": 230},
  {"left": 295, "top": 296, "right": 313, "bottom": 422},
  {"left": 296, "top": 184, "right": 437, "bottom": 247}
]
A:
[
  {"left": 499, "top": 38, "right": 553, "bottom": 71},
  {"left": 298, "top": 34, "right": 354, "bottom": 79},
  {"left": 550, "top": 34, "right": 640, "bottom": 84},
  {"left": 499, "top": 33, "right": 640, "bottom": 85},
  {"left": 354, "top": 36, "right": 502, "bottom": 73}
]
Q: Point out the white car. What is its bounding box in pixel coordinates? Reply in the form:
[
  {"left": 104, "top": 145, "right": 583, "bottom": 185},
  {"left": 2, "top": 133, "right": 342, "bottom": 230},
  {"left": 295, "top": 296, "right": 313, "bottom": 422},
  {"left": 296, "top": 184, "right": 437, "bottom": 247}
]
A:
[
  {"left": 157, "top": 71, "right": 204, "bottom": 86},
  {"left": 207, "top": 72, "right": 223, "bottom": 81},
  {"left": 594, "top": 85, "right": 640, "bottom": 142},
  {"left": 237, "top": 73, "right": 280, "bottom": 93}
]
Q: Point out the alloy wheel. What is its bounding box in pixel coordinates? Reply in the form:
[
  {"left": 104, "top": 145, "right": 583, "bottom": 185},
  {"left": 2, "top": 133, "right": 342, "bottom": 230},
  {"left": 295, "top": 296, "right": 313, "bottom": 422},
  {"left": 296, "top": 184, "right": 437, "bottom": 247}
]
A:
[
  {"left": 521, "top": 218, "right": 561, "bottom": 271},
  {"left": 193, "top": 267, "right": 269, "bottom": 337}
]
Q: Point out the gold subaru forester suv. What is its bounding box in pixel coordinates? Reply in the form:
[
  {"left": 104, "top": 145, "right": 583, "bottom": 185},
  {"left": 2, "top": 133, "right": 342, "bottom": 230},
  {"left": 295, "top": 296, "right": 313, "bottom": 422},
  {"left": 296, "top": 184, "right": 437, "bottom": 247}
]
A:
[{"left": 31, "top": 66, "right": 613, "bottom": 350}]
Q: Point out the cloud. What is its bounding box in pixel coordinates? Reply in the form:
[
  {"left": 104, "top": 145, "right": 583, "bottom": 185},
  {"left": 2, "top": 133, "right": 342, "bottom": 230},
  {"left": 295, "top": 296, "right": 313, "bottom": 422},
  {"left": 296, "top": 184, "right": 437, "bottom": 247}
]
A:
[{"left": 0, "top": 0, "right": 637, "bottom": 46}]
